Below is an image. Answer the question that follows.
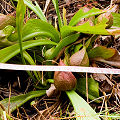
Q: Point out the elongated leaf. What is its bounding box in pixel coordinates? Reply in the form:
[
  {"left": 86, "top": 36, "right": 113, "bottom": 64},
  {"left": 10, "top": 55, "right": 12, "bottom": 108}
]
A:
[
  {"left": 66, "top": 90, "right": 100, "bottom": 120},
  {"left": 92, "top": 57, "right": 120, "bottom": 68},
  {"left": 14, "top": 0, "right": 47, "bottom": 22},
  {"left": 0, "top": 90, "right": 46, "bottom": 112},
  {"left": 63, "top": 7, "right": 67, "bottom": 26},
  {"left": 85, "top": 35, "right": 99, "bottom": 50},
  {"left": 76, "top": 78, "right": 100, "bottom": 103},
  {"left": 52, "top": 0, "right": 63, "bottom": 28},
  {"left": 23, "top": 51, "right": 41, "bottom": 80},
  {"left": 16, "top": 0, "right": 26, "bottom": 62},
  {"left": 88, "top": 46, "right": 116, "bottom": 59},
  {"left": 16, "top": 0, "right": 25, "bottom": 33},
  {"left": 22, "top": 19, "right": 60, "bottom": 42},
  {"left": 0, "top": 39, "right": 57, "bottom": 63},
  {"left": 69, "top": 7, "right": 105, "bottom": 26},
  {"left": 61, "top": 21, "right": 109, "bottom": 38},
  {"left": 48, "top": 33, "right": 80, "bottom": 59}
]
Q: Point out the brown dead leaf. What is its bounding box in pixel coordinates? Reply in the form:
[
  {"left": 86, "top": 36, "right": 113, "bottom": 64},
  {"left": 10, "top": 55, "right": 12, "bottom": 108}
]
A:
[
  {"left": 0, "top": 14, "right": 16, "bottom": 30},
  {"left": 77, "top": 7, "right": 94, "bottom": 26},
  {"left": 100, "top": 81, "right": 113, "bottom": 93},
  {"left": 107, "top": 27, "right": 120, "bottom": 35},
  {"left": 107, "top": 50, "right": 120, "bottom": 61},
  {"left": 93, "top": 73, "right": 113, "bottom": 85},
  {"left": 116, "top": 83, "right": 120, "bottom": 98},
  {"left": 93, "top": 73, "right": 108, "bottom": 82},
  {"left": 112, "top": 83, "right": 120, "bottom": 105},
  {"left": 107, "top": 4, "right": 119, "bottom": 13},
  {"left": 69, "top": 47, "right": 89, "bottom": 67},
  {"left": 111, "top": 0, "right": 120, "bottom": 4},
  {"left": 92, "top": 49, "right": 120, "bottom": 68},
  {"left": 93, "top": 57, "right": 120, "bottom": 68},
  {"left": 65, "top": 0, "right": 71, "bottom": 5},
  {"left": 92, "top": 64, "right": 113, "bottom": 85},
  {"left": 88, "top": 46, "right": 116, "bottom": 59},
  {"left": 92, "top": 63, "right": 105, "bottom": 82}
]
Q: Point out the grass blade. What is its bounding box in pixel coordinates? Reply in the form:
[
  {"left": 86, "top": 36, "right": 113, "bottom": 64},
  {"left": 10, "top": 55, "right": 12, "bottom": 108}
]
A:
[
  {"left": 52, "top": 0, "right": 63, "bottom": 28},
  {"left": 14, "top": 0, "right": 47, "bottom": 22},
  {"left": 23, "top": 51, "right": 41, "bottom": 81},
  {"left": 16, "top": 0, "right": 26, "bottom": 63}
]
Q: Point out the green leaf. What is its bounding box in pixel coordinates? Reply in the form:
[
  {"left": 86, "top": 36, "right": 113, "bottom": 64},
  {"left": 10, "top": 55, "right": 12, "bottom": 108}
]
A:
[
  {"left": 0, "top": 26, "right": 15, "bottom": 47},
  {"left": 48, "top": 33, "right": 80, "bottom": 60},
  {"left": 14, "top": 0, "right": 47, "bottom": 22},
  {"left": 1, "top": 25, "right": 15, "bottom": 38},
  {"left": 0, "top": 90, "right": 46, "bottom": 112},
  {"left": 66, "top": 90, "right": 100, "bottom": 120},
  {"left": 0, "top": 39, "right": 57, "bottom": 63},
  {"left": 16, "top": 0, "right": 26, "bottom": 33},
  {"left": 61, "top": 21, "right": 109, "bottom": 38},
  {"left": 63, "top": 7, "right": 67, "bottom": 26},
  {"left": 69, "top": 7, "right": 105, "bottom": 26},
  {"left": 52, "top": 0, "right": 63, "bottom": 28},
  {"left": 16, "top": 0, "right": 26, "bottom": 63},
  {"left": 0, "top": 25, "right": 15, "bottom": 41},
  {"left": 23, "top": 51, "right": 41, "bottom": 80},
  {"left": 112, "top": 12, "right": 120, "bottom": 27},
  {"left": 88, "top": 46, "right": 116, "bottom": 59},
  {"left": 74, "top": 43, "right": 83, "bottom": 53},
  {"left": 45, "top": 47, "right": 55, "bottom": 59},
  {"left": 22, "top": 19, "right": 60, "bottom": 42},
  {"left": 9, "top": 19, "right": 60, "bottom": 42},
  {"left": 85, "top": 35, "right": 99, "bottom": 50},
  {"left": 76, "top": 78, "right": 100, "bottom": 103}
]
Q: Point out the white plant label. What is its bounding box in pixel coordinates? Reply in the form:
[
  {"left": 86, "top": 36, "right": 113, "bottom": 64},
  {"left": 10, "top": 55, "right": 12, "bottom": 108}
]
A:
[{"left": 0, "top": 63, "right": 120, "bottom": 74}]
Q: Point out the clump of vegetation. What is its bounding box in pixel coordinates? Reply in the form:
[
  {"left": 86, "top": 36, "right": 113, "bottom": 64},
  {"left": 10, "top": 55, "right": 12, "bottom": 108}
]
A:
[{"left": 0, "top": 0, "right": 120, "bottom": 119}]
